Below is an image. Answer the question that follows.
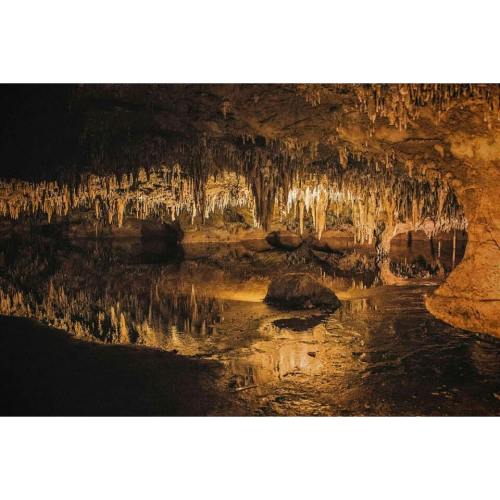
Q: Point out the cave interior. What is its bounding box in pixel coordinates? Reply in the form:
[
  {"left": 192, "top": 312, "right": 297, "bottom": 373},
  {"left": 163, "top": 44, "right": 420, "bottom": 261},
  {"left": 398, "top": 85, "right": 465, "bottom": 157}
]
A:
[{"left": 0, "top": 84, "right": 499, "bottom": 416}]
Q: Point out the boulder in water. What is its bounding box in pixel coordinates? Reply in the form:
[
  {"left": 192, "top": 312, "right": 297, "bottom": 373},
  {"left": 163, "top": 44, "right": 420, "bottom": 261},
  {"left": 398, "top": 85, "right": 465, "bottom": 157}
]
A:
[
  {"left": 266, "top": 231, "right": 302, "bottom": 250},
  {"left": 265, "top": 273, "right": 341, "bottom": 310}
]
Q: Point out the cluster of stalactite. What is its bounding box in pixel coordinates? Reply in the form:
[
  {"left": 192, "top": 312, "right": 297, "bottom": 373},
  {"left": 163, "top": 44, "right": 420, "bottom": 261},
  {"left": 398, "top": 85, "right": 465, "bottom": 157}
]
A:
[
  {"left": 0, "top": 136, "right": 319, "bottom": 229},
  {"left": 0, "top": 165, "right": 252, "bottom": 227},
  {"left": 0, "top": 134, "right": 467, "bottom": 240},
  {"left": 199, "top": 137, "right": 320, "bottom": 229},
  {"left": 230, "top": 139, "right": 467, "bottom": 239},
  {"left": 0, "top": 275, "right": 224, "bottom": 350},
  {"left": 284, "top": 157, "right": 467, "bottom": 243},
  {"left": 296, "top": 84, "right": 500, "bottom": 131},
  {"left": 296, "top": 84, "right": 323, "bottom": 107},
  {"left": 353, "top": 84, "right": 500, "bottom": 131}
]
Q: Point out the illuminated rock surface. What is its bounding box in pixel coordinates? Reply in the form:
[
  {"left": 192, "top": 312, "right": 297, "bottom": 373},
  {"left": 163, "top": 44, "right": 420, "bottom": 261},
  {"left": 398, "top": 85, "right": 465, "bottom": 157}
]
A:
[
  {"left": 266, "top": 231, "right": 303, "bottom": 250},
  {"left": 265, "top": 273, "right": 341, "bottom": 310}
]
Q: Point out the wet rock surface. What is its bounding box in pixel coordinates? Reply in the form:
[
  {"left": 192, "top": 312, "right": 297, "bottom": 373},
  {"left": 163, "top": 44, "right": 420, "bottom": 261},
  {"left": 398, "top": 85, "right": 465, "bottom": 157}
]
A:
[
  {"left": 219, "top": 286, "right": 500, "bottom": 416},
  {"left": 265, "top": 273, "right": 341, "bottom": 310},
  {"left": 266, "top": 231, "right": 303, "bottom": 250}
]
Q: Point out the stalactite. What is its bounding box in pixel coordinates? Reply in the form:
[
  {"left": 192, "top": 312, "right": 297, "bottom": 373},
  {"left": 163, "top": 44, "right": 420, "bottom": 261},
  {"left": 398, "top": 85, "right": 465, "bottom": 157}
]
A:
[
  {"left": 284, "top": 155, "right": 466, "bottom": 241},
  {"left": 0, "top": 165, "right": 252, "bottom": 228},
  {"left": 298, "top": 199, "right": 305, "bottom": 236},
  {"left": 119, "top": 312, "right": 129, "bottom": 343},
  {"left": 353, "top": 84, "right": 500, "bottom": 130},
  {"left": 0, "top": 131, "right": 468, "bottom": 241}
]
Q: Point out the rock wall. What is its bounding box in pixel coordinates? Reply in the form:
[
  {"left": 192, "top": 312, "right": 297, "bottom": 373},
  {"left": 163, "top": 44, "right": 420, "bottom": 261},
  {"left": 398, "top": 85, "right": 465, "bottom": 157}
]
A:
[{"left": 426, "top": 158, "right": 500, "bottom": 337}]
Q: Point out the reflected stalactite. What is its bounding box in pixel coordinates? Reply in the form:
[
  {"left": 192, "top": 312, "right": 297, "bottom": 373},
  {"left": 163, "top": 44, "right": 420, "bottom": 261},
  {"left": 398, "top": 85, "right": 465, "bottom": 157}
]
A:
[{"left": 0, "top": 266, "right": 225, "bottom": 350}]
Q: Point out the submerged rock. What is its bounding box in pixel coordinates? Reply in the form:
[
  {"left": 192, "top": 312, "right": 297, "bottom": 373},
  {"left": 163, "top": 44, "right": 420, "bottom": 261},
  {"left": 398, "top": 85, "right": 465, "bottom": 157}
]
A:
[
  {"left": 266, "top": 231, "right": 302, "bottom": 250},
  {"left": 265, "top": 273, "right": 341, "bottom": 310}
]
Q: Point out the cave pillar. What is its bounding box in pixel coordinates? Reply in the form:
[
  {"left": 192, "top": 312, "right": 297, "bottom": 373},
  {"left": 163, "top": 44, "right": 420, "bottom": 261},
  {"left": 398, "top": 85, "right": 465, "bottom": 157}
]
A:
[
  {"left": 376, "top": 218, "right": 409, "bottom": 285},
  {"left": 425, "top": 161, "right": 500, "bottom": 337},
  {"left": 374, "top": 213, "right": 396, "bottom": 255},
  {"left": 379, "top": 222, "right": 395, "bottom": 253}
]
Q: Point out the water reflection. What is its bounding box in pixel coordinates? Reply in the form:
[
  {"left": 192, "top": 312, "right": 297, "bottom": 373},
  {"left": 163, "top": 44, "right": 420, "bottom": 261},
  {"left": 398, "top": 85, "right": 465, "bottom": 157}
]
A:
[
  {"left": 227, "top": 323, "right": 327, "bottom": 390},
  {"left": 390, "top": 234, "right": 467, "bottom": 274},
  {"left": 273, "top": 315, "right": 326, "bottom": 331},
  {"left": 0, "top": 231, "right": 498, "bottom": 415},
  {"left": 217, "top": 289, "right": 500, "bottom": 415}
]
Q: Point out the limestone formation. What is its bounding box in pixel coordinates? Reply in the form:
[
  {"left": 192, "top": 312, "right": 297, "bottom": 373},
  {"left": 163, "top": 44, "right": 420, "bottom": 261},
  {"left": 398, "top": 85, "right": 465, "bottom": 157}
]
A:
[
  {"left": 266, "top": 231, "right": 303, "bottom": 250},
  {"left": 265, "top": 273, "right": 341, "bottom": 310}
]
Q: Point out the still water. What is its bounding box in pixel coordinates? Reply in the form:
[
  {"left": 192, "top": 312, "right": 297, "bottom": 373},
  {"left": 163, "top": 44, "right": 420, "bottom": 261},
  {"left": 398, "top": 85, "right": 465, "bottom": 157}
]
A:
[
  {"left": 0, "top": 231, "right": 498, "bottom": 415},
  {"left": 213, "top": 287, "right": 500, "bottom": 415}
]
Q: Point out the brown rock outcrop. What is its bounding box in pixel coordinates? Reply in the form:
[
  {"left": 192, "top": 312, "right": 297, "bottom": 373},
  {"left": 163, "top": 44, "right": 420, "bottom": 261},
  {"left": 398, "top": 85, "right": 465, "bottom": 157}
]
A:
[
  {"left": 266, "top": 230, "right": 303, "bottom": 250},
  {"left": 265, "top": 273, "right": 341, "bottom": 310}
]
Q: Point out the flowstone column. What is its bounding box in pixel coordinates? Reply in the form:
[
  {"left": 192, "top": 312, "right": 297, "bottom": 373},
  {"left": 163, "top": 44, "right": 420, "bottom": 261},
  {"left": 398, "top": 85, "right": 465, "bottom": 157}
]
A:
[
  {"left": 425, "top": 162, "right": 500, "bottom": 337},
  {"left": 374, "top": 218, "right": 409, "bottom": 285}
]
